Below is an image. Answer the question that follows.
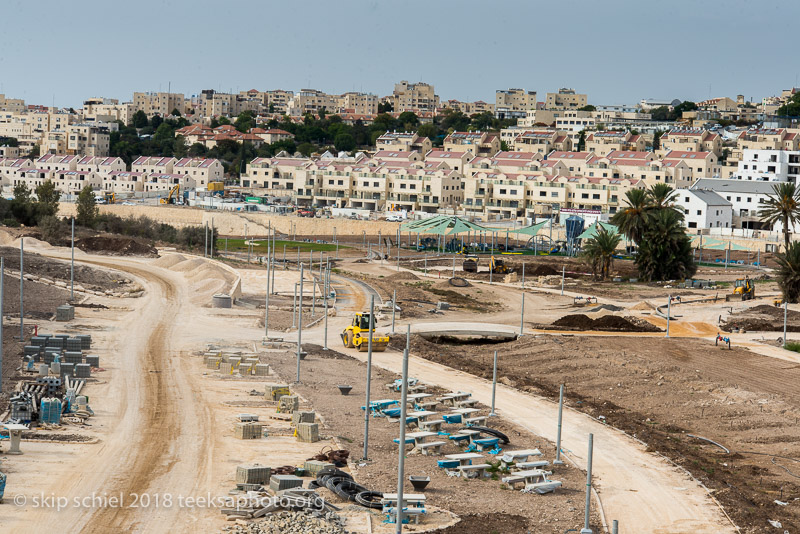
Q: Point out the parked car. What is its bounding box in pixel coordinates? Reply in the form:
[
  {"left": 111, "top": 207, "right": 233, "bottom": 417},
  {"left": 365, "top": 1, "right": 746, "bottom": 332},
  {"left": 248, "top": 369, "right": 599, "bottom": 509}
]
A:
[{"left": 386, "top": 215, "right": 403, "bottom": 222}]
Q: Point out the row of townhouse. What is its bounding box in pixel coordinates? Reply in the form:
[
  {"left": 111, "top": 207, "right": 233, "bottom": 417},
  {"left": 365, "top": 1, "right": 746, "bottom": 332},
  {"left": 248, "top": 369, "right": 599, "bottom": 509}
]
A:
[
  {"left": 175, "top": 124, "right": 293, "bottom": 149},
  {"left": 0, "top": 155, "right": 221, "bottom": 195}
]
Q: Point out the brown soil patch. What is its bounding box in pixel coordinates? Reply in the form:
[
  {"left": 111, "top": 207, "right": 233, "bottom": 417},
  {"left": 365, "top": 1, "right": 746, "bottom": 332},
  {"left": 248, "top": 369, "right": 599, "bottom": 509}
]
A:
[
  {"left": 723, "top": 304, "right": 800, "bottom": 333},
  {"left": 549, "top": 313, "right": 662, "bottom": 332},
  {"left": 77, "top": 236, "right": 158, "bottom": 257},
  {"left": 264, "top": 345, "right": 600, "bottom": 533},
  {"left": 409, "top": 333, "right": 800, "bottom": 532}
]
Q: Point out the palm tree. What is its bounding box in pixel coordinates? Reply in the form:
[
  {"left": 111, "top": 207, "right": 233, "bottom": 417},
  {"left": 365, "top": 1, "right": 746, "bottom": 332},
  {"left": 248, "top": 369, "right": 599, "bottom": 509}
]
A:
[
  {"left": 759, "top": 182, "right": 800, "bottom": 252},
  {"left": 775, "top": 242, "right": 800, "bottom": 303},
  {"left": 610, "top": 188, "right": 649, "bottom": 245},
  {"left": 635, "top": 208, "right": 696, "bottom": 281},
  {"left": 582, "top": 228, "right": 622, "bottom": 280},
  {"left": 647, "top": 183, "right": 679, "bottom": 210}
]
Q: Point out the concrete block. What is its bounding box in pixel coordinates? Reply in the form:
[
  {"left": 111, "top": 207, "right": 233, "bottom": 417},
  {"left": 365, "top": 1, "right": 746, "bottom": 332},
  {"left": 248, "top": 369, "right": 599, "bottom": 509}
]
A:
[
  {"left": 64, "top": 352, "right": 82, "bottom": 364},
  {"left": 85, "top": 355, "right": 100, "bottom": 367},
  {"left": 56, "top": 305, "right": 75, "bottom": 322},
  {"left": 291, "top": 411, "right": 315, "bottom": 426},
  {"left": 265, "top": 383, "right": 290, "bottom": 401},
  {"left": 269, "top": 475, "right": 303, "bottom": 492},
  {"left": 236, "top": 465, "right": 271, "bottom": 484},
  {"left": 60, "top": 362, "right": 74, "bottom": 377},
  {"left": 76, "top": 334, "right": 92, "bottom": 349},
  {"left": 278, "top": 395, "right": 299, "bottom": 413},
  {"left": 234, "top": 422, "right": 263, "bottom": 439},
  {"left": 253, "top": 364, "right": 270, "bottom": 376},
  {"left": 296, "top": 422, "right": 320, "bottom": 443},
  {"left": 219, "top": 363, "right": 233, "bottom": 375},
  {"left": 206, "top": 358, "right": 221, "bottom": 370},
  {"left": 303, "top": 460, "right": 334, "bottom": 476},
  {"left": 74, "top": 363, "right": 91, "bottom": 378}
]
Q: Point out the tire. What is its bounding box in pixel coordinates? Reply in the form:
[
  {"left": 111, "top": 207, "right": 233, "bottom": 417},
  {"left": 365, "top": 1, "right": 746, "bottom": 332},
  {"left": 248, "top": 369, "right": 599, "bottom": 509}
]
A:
[
  {"left": 333, "top": 480, "right": 368, "bottom": 501},
  {"left": 355, "top": 491, "right": 383, "bottom": 510},
  {"left": 459, "top": 426, "right": 510, "bottom": 444}
]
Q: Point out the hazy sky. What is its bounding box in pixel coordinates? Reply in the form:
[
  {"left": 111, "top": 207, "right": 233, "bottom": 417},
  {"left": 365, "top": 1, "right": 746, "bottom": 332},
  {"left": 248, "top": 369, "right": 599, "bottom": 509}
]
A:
[{"left": 1, "top": 0, "right": 797, "bottom": 109}]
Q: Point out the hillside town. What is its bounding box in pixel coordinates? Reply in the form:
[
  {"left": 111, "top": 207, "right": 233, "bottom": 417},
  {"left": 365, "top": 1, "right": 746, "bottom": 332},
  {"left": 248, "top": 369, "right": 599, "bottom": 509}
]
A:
[{"left": 2, "top": 84, "right": 800, "bottom": 236}]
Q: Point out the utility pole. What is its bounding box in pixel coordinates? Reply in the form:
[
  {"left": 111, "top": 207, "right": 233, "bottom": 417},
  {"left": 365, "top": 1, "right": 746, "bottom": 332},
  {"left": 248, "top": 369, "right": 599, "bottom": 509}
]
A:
[
  {"left": 395, "top": 324, "right": 411, "bottom": 531},
  {"left": 296, "top": 264, "right": 304, "bottom": 383},
  {"left": 19, "top": 237, "right": 24, "bottom": 341},
  {"left": 784, "top": 299, "right": 788, "bottom": 348},
  {"left": 70, "top": 218, "right": 75, "bottom": 301},
  {"left": 666, "top": 295, "right": 671, "bottom": 338},
  {"left": 323, "top": 291, "right": 329, "bottom": 350},
  {"left": 519, "top": 292, "right": 525, "bottom": 336},
  {"left": 561, "top": 266, "right": 565, "bottom": 296},
  {"left": 292, "top": 283, "right": 298, "bottom": 329},
  {"left": 0, "top": 258, "right": 3, "bottom": 393},
  {"left": 490, "top": 350, "right": 498, "bottom": 416},
  {"left": 581, "top": 433, "right": 594, "bottom": 534},
  {"left": 554, "top": 385, "right": 564, "bottom": 465},
  {"left": 391, "top": 289, "right": 396, "bottom": 334},
  {"left": 265, "top": 245, "right": 270, "bottom": 339},
  {"left": 362, "top": 295, "right": 375, "bottom": 461}
]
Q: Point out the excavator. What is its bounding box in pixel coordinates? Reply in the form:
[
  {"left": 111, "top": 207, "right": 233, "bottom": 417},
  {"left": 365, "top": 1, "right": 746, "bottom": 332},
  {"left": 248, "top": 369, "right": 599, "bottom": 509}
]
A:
[
  {"left": 159, "top": 184, "right": 180, "bottom": 205},
  {"left": 490, "top": 255, "right": 511, "bottom": 274},
  {"left": 341, "top": 312, "right": 390, "bottom": 352},
  {"left": 726, "top": 277, "right": 755, "bottom": 301}
]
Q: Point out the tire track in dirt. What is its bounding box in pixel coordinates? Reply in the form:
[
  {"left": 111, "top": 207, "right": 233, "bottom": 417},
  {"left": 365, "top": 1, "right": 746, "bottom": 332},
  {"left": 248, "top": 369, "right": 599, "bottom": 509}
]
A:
[{"left": 76, "top": 263, "right": 181, "bottom": 533}]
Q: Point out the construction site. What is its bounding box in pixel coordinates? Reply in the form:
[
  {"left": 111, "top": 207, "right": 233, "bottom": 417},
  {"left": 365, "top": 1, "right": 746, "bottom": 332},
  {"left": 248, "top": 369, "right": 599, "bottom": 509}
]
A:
[{"left": 1, "top": 209, "right": 799, "bottom": 534}]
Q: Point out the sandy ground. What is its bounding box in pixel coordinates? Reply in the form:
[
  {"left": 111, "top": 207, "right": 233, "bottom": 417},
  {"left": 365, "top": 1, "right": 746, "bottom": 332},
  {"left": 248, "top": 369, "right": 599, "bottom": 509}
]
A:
[{"left": 4, "top": 236, "right": 790, "bottom": 533}]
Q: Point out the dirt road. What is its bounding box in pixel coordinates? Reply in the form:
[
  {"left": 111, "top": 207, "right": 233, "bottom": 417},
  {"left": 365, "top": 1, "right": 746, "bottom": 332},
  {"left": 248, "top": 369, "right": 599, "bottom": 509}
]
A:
[{"left": 300, "top": 269, "right": 737, "bottom": 534}]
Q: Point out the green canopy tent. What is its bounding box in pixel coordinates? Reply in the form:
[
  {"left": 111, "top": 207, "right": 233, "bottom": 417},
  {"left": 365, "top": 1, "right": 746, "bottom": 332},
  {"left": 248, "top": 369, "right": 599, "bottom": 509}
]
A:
[
  {"left": 400, "top": 215, "right": 492, "bottom": 252},
  {"left": 577, "top": 221, "right": 619, "bottom": 240}
]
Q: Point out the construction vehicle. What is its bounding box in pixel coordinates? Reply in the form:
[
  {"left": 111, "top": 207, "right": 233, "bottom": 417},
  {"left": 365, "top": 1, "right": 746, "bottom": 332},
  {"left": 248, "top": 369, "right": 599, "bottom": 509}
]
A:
[
  {"left": 341, "top": 312, "right": 390, "bottom": 352},
  {"left": 490, "top": 255, "right": 511, "bottom": 274},
  {"left": 774, "top": 298, "right": 784, "bottom": 307},
  {"left": 208, "top": 181, "right": 225, "bottom": 193},
  {"left": 159, "top": 184, "right": 180, "bottom": 205},
  {"left": 726, "top": 277, "right": 755, "bottom": 301},
  {"left": 462, "top": 257, "right": 478, "bottom": 273}
]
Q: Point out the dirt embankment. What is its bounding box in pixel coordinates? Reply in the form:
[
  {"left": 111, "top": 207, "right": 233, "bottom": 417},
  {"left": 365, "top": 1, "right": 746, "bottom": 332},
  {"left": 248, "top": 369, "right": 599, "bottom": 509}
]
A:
[
  {"left": 407, "top": 333, "right": 800, "bottom": 532},
  {"left": 723, "top": 304, "right": 800, "bottom": 333},
  {"left": 264, "top": 345, "right": 600, "bottom": 533},
  {"left": 77, "top": 236, "right": 158, "bottom": 257},
  {"left": 344, "top": 270, "right": 502, "bottom": 318},
  {"left": 547, "top": 313, "right": 662, "bottom": 332}
]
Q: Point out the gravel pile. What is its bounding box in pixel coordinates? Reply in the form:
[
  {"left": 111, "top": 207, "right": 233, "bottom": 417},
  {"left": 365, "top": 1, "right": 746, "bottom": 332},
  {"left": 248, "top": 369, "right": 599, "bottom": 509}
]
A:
[{"left": 223, "top": 510, "right": 351, "bottom": 534}]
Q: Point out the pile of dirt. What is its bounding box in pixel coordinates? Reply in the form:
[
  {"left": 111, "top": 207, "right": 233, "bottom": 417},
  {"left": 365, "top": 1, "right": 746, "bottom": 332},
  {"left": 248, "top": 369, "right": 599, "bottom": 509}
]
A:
[
  {"left": 527, "top": 263, "right": 559, "bottom": 276},
  {"left": 551, "top": 313, "right": 661, "bottom": 332},
  {"left": 631, "top": 301, "right": 655, "bottom": 310},
  {"left": 722, "top": 304, "right": 800, "bottom": 332},
  {"left": 77, "top": 236, "right": 158, "bottom": 257},
  {"left": 386, "top": 271, "right": 419, "bottom": 282}
]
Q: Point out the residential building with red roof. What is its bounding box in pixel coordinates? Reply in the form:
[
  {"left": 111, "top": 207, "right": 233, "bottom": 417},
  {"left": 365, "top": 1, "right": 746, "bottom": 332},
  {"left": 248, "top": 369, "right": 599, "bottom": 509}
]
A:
[{"left": 443, "top": 131, "right": 501, "bottom": 157}]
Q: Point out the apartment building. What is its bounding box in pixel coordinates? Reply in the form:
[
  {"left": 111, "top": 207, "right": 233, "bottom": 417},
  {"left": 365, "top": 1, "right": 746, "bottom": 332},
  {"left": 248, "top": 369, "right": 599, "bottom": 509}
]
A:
[
  {"left": 441, "top": 100, "right": 495, "bottom": 115},
  {"left": 144, "top": 173, "right": 196, "bottom": 193},
  {"left": 0, "top": 94, "right": 25, "bottom": 113},
  {"left": 495, "top": 89, "right": 537, "bottom": 119},
  {"left": 172, "top": 158, "right": 224, "bottom": 187},
  {"left": 103, "top": 171, "right": 145, "bottom": 193},
  {"left": 76, "top": 156, "right": 126, "bottom": 173},
  {"left": 691, "top": 178, "right": 777, "bottom": 231},
  {"left": 443, "top": 131, "right": 501, "bottom": 157},
  {"left": 545, "top": 88, "right": 587, "bottom": 110},
  {"left": 697, "top": 97, "right": 738, "bottom": 113},
  {"left": 393, "top": 81, "right": 439, "bottom": 113},
  {"left": 250, "top": 128, "right": 294, "bottom": 145},
  {"left": 675, "top": 189, "right": 732, "bottom": 231},
  {"left": 734, "top": 149, "right": 800, "bottom": 182},
  {"left": 287, "top": 89, "right": 339, "bottom": 117},
  {"left": 84, "top": 99, "right": 133, "bottom": 125},
  {"left": 240, "top": 157, "right": 309, "bottom": 194},
  {"left": 735, "top": 128, "right": 800, "bottom": 157},
  {"left": 512, "top": 130, "right": 573, "bottom": 154},
  {"left": 0, "top": 158, "right": 34, "bottom": 184},
  {"left": 66, "top": 124, "right": 110, "bottom": 156},
  {"left": 37, "top": 154, "right": 79, "bottom": 172},
  {"left": 659, "top": 128, "right": 722, "bottom": 156},
  {"left": 53, "top": 170, "right": 102, "bottom": 194},
  {"left": 585, "top": 131, "right": 646, "bottom": 156},
  {"left": 132, "top": 156, "right": 177, "bottom": 175},
  {"left": 372, "top": 150, "right": 422, "bottom": 163},
  {"left": 466, "top": 151, "right": 543, "bottom": 178},
  {"left": 661, "top": 150, "right": 720, "bottom": 186},
  {"left": 337, "top": 92, "right": 378, "bottom": 116},
  {"left": 375, "top": 131, "right": 432, "bottom": 153},
  {"left": 132, "top": 92, "right": 185, "bottom": 117},
  {"left": 200, "top": 90, "right": 259, "bottom": 118},
  {"left": 424, "top": 150, "right": 472, "bottom": 172}
]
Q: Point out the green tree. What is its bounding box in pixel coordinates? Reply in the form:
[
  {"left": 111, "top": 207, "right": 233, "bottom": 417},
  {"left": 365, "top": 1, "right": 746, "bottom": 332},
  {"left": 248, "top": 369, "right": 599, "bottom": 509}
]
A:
[
  {"left": 610, "top": 188, "right": 650, "bottom": 245},
  {"left": 777, "top": 94, "right": 800, "bottom": 117},
  {"left": 577, "top": 105, "right": 596, "bottom": 112},
  {"left": 34, "top": 179, "right": 61, "bottom": 220},
  {"left": 153, "top": 122, "right": 175, "bottom": 142},
  {"left": 76, "top": 185, "right": 99, "bottom": 227},
  {"left": 0, "top": 136, "right": 19, "bottom": 147},
  {"left": 10, "top": 182, "right": 35, "bottom": 225},
  {"left": 652, "top": 130, "right": 664, "bottom": 151},
  {"left": 173, "top": 135, "right": 188, "bottom": 158},
  {"left": 648, "top": 183, "right": 679, "bottom": 211},
  {"left": 234, "top": 110, "right": 256, "bottom": 133},
  {"left": 775, "top": 243, "right": 800, "bottom": 302},
  {"left": 582, "top": 228, "right": 622, "bottom": 280},
  {"left": 378, "top": 101, "right": 394, "bottom": 113},
  {"left": 500, "top": 140, "right": 510, "bottom": 152},
  {"left": 759, "top": 182, "right": 800, "bottom": 252},
  {"left": 171, "top": 108, "right": 182, "bottom": 117},
  {"left": 634, "top": 209, "right": 696, "bottom": 281},
  {"left": 132, "top": 110, "right": 148, "bottom": 128},
  {"left": 417, "top": 123, "right": 438, "bottom": 140},
  {"left": 188, "top": 142, "right": 208, "bottom": 157},
  {"left": 334, "top": 133, "right": 356, "bottom": 152},
  {"left": 297, "top": 142, "right": 315, "bottom": 157},
  {"left": 577, "top": 130, "right": 586, "bottom": 151}
]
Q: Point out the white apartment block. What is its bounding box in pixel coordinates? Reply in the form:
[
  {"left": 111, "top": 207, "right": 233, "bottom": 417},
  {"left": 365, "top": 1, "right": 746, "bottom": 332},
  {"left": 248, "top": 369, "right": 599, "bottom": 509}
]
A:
[
  {"left": 733, "top": 149, "right": 800, "bottom": 182},
  {"left": 675, "top": 189, "right": 732, "bottom": 231},
  {"left": 173, "top": 158, "right": 224, "bottom": 188},
  {"left": 393, "top": 81, "right": 439, "bottom": 113}
]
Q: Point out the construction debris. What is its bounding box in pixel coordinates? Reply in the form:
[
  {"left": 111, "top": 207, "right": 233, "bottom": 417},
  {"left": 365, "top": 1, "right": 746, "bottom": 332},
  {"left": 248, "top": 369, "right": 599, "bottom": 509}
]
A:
[{"left": 222, "top": 510, "right": 349, "bottom": 534}]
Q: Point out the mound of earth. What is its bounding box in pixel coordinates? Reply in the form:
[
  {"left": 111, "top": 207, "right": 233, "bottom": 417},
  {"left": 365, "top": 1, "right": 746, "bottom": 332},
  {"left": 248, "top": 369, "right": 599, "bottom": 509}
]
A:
[
  {"left": 77, "top": 236, "right": 158, "bottom": 256},
  {"left": 527, "top": 263, "right": 559, "bottom": 276},
  {"left": 388, "top": 271, "right": 419, "bottom": 281},
  {"left": 552, "top": 313, "right": 661, "bottom": 332}
]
